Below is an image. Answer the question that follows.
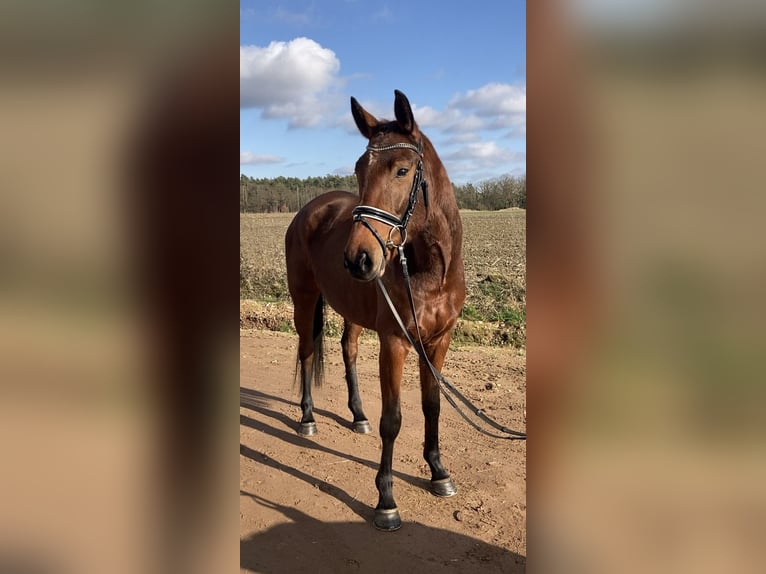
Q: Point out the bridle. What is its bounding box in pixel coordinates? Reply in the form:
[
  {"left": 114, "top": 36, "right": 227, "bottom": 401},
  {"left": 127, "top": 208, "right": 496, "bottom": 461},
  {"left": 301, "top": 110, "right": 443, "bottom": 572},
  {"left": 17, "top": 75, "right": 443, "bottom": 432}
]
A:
[{"left": 351, "top": 140, "right": 429, "bottom": 259}]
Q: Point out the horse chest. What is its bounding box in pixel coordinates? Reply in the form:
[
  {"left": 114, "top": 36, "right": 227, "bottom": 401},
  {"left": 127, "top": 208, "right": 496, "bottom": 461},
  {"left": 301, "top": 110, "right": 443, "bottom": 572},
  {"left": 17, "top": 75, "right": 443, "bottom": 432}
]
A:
[{"left": 419, "top": 289, "right": 459, "bottom": 334}]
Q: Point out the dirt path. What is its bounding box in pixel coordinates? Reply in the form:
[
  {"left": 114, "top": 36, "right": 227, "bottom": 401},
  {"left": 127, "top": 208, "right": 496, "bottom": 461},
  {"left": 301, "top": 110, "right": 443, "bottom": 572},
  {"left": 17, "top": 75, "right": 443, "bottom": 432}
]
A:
[{"left": 240, "top": 329, "right": 526, "bottom": 573}]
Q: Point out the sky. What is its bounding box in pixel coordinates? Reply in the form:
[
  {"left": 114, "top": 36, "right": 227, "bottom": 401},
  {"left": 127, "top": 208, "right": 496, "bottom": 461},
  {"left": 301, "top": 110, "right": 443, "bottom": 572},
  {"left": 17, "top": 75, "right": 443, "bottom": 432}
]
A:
[{"left": 240, "top": 1, "right": 526, "bottom": 185}]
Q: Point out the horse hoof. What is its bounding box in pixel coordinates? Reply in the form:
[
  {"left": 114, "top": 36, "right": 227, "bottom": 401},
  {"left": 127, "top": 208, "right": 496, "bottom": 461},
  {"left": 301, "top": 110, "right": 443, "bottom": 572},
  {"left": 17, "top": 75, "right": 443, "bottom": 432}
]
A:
[
  {"left": 352, "top": 420, "right": 372, "bottom": 434},
  {"left": 298, "top": 422, "right": 317, "bottom": 436},
  {"left": 373, "top": 508, "right": 401, "bottom": 531},
  {"left": 430, "top": 477, "right": 457, "bottom": 497}
]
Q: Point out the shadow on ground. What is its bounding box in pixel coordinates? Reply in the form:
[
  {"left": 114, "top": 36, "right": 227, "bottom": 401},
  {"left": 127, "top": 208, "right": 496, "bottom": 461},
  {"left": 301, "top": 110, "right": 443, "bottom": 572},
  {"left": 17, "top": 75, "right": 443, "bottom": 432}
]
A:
[
  {"left": 240, "top": 386, "right": 525, "bottom": 574},
  {"left": 240, "top": 388, "right": 433, "bottom": 497},
  {"left": 240, "top": 491, "right": 525, "bottom": 574}
]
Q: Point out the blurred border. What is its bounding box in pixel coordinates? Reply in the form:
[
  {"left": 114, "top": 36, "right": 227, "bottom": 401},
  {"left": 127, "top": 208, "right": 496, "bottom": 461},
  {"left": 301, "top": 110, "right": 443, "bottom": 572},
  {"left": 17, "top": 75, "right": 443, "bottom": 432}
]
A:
[
  {"left": 0, "top": 2, "right": 239, "bottom": 573},
  {"left": 528, "top": 1, "right": 766, "bottom": 572}
]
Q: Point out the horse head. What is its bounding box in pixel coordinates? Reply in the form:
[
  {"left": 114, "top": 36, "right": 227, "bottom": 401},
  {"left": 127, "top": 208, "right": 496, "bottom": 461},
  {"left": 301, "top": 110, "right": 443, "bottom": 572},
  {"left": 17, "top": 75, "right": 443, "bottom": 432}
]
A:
[{"left": 344, "top": 90, "right": 428, "bottom": 282}]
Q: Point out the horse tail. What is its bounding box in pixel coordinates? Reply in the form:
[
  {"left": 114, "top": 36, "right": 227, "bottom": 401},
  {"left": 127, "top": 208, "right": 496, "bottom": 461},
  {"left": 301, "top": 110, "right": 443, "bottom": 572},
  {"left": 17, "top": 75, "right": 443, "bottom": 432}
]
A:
[{"left": 311, "top": 294, "right": 325, "bottom": 387}]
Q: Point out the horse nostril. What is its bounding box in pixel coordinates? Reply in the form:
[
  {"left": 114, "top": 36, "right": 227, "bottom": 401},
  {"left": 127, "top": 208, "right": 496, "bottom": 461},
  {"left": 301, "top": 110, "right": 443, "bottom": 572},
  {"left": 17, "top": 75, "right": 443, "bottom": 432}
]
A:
[
  {"left": 344, "top": 250, "right": 375, "bottom": 279},
  {"left": 357, "top": 251, "right": 371, "bottom": 273}
]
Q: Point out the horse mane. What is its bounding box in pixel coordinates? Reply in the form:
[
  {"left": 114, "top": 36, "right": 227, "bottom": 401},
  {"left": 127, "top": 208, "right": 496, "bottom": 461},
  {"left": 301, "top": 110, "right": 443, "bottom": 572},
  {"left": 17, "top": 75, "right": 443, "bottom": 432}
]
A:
[
  {"left": 420, "top": 133, "right": 455, "bottom": 215},
  {"left": 409, "top": 131, "right": 463, "bottom": 286}
]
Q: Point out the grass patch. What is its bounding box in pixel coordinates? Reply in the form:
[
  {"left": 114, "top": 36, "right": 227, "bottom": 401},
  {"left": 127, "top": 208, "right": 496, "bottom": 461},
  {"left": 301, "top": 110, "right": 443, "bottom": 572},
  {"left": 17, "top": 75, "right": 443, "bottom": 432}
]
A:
[
  {"left": 460, "top": 304, "right": 482, "bottom": 321},
  {"left": 492, "top": 307, "right": 525, "bottom": 326}
]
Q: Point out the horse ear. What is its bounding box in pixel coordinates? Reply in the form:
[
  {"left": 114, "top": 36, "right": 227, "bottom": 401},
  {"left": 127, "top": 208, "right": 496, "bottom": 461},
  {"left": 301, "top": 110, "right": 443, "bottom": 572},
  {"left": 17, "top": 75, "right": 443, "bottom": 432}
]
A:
[
  {"left": 393, "top": 89, "right": 415, "bottom": 134},
  {"left": 350, "top": 97, "right": 378, "bottom": 139}
]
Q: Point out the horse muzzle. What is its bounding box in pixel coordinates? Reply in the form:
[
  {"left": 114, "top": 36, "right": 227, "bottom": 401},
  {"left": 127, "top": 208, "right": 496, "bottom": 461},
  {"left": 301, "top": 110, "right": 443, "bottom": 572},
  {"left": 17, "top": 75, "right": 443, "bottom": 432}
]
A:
[{"left": 343, "top": 248, "right": 385, "bottom": 282}]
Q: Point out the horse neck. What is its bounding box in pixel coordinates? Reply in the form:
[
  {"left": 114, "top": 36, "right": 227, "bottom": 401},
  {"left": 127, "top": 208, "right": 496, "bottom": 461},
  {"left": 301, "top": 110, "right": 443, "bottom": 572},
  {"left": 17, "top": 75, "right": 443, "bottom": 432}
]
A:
[
  {"left": 403, "top": 143, "right": 462, "bottom": 283},
  {"left": 409, "top": 139, "right": 458, "bottom": 234}
]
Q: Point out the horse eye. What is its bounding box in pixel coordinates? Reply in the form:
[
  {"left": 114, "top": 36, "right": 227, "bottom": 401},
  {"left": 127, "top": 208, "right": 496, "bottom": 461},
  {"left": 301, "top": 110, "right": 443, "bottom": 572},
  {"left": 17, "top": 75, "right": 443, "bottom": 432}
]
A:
[{"left": 396, "top": 167, "right": 409, "bottom": 177}]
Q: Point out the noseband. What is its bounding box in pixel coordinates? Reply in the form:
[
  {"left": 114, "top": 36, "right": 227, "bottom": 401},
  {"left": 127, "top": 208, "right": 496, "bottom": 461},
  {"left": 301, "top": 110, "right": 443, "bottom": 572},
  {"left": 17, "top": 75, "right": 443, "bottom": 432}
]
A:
[{"left": 351, "top": 141, "right": 429, "bottom": 258}]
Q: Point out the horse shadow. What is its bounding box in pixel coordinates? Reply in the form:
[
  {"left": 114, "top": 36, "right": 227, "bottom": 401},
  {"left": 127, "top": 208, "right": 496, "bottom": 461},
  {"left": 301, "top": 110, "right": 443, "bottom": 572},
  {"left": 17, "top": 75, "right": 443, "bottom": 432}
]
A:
[
  {"left": 240, "top": 388, "right": 525, "bottom": 573},
  {"left": 239, "top": 387, "right": 433, "bottom": 493},
  {"left": 241, "top": 386, "right": 354, "bottom": 430},
  {"left": 240, "top": 492, "right": 526, "bottom": 574}
]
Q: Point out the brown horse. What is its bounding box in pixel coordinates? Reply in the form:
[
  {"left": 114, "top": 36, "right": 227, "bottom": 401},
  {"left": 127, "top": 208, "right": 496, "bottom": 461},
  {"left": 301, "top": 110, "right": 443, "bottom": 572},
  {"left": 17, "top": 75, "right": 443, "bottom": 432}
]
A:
[{"left": 284, "top": 90, "right": 466, "bottom": 531}]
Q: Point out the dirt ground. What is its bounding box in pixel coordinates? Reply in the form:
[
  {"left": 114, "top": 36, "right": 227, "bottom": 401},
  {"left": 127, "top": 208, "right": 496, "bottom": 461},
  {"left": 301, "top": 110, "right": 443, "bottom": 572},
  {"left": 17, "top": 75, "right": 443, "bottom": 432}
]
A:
[{"left": 240, "top": 329, "right": 526, "bottom": 574}]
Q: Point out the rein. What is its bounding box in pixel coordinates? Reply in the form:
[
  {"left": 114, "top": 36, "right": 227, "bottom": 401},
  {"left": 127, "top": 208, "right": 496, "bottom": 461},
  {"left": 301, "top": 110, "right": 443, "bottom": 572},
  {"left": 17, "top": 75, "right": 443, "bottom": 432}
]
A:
[{"left": 376, "top": 250, "right": 527, "bottom": 440}]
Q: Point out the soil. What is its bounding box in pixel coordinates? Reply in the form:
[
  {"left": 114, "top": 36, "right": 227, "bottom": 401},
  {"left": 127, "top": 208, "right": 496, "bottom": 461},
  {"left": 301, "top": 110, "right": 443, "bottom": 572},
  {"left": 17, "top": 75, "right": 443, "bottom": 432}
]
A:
[{"left": 240, "top": 329, "right": 526, "bottom": 574}]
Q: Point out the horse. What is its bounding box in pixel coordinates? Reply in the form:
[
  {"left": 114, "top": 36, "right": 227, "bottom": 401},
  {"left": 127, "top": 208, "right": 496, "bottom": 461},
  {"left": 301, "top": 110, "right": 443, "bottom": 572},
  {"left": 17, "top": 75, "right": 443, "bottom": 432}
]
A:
[{"left": 284, "top": 90, "right": 466, "bottom": 531}]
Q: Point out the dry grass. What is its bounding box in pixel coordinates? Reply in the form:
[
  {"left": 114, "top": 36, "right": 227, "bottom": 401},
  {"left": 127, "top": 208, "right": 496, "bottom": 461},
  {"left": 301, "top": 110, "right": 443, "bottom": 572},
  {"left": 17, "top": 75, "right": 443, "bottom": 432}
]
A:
[{"left": 240, "top": 209, "right": 526, "bottom": 347}]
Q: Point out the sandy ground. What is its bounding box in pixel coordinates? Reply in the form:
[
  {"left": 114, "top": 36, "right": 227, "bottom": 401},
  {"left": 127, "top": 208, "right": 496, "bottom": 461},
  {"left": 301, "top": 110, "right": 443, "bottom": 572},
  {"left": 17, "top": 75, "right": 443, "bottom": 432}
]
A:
[{"left": 240, "top": 329, "right": 526, "bottom": 573}]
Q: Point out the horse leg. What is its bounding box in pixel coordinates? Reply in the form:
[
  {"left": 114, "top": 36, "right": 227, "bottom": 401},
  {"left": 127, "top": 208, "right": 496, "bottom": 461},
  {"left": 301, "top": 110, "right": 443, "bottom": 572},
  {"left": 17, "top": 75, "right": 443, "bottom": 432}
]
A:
[
  {"left": 298, "top": 355, "right": 316, "bottom": 436},
  {"left": 373, "top": 335, "right": 408, "bottom": 531},
  {"left": 293, "top": 292, "right": 323, "bottom": 436},
  {"left": 419, "top": 332, "right": 457, "bottom": 497},
  {"left": 341, "top": 320, "right": 371, "bottom": 434}
]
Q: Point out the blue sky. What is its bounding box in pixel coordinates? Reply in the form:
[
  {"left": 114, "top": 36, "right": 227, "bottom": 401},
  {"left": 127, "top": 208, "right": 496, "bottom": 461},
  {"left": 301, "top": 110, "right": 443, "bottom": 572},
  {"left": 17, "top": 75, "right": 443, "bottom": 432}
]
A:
[{"left": 240, "top": 1, "right": 526, "bottom": 184}]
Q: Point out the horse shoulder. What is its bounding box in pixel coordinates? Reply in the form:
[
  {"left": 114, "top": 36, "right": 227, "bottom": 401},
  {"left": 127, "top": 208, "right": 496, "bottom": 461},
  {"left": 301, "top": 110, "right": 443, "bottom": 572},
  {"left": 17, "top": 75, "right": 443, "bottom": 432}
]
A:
[{"left": 426, "top": 207, "right": 464, "bottom": 288}]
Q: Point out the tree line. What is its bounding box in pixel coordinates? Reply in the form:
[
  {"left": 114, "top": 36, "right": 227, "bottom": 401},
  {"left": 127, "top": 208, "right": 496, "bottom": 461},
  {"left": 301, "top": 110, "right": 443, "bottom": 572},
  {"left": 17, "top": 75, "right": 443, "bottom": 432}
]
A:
[{"left": 240, "top": 173, "right": 525, "bottom": 213}]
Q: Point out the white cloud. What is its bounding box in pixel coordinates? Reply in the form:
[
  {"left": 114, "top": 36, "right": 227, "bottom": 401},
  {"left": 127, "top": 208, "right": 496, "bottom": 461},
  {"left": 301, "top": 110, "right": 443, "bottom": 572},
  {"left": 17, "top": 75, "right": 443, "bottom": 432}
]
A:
[
  {"left": 411, "top": 105, "right": 461, "bottom": 130},
  {"left": 240, "top": 38, "right": 342, "bottom": 128},
  {"left": 409, "top": 82, "right": 526, "bottom": 140},
  {"left": 443, "top": 114, "right": 487, "bottom": 134},
  {"left": 240, "top": 151, "right": 284, "bottom": 165},
  {"left": 442, "top": 141, "right": 525, "bottom": 181},
  {"left": 449, "top": 83, "right": 526, "bottom": 116},
  {"left": 411, "top": 104, "right": 487, "bottom": 135},
  {"left": 332, "top": 165, "right": 355, "bottom": 176},
  {"left": 445, "top": 141, "right": 521, "bottom": 165},
  {"left": 443, "top": 132, "right": 482, "bottom": 145}
]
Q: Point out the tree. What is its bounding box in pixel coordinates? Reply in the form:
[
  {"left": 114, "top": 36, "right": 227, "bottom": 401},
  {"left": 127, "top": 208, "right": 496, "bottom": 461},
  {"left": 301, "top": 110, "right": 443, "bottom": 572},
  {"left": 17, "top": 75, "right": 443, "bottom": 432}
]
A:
[{"left": 239, "top": 173, "right": 525, "bottom": 213}]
